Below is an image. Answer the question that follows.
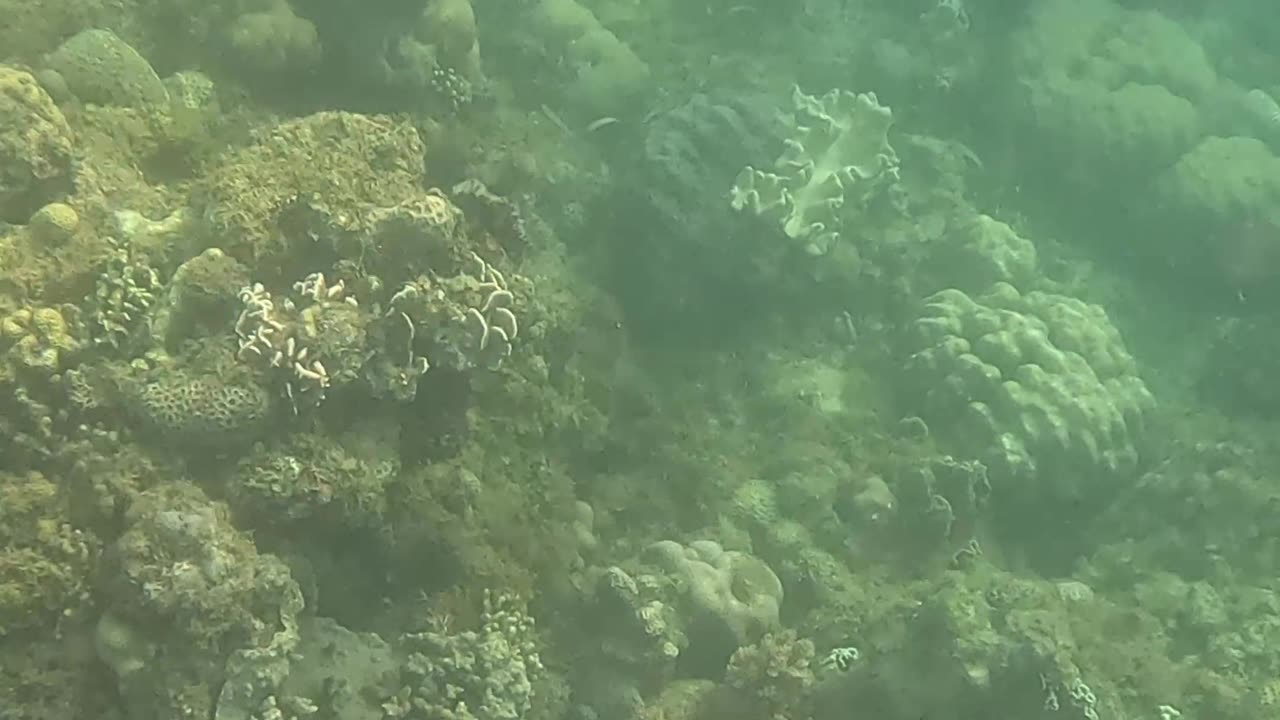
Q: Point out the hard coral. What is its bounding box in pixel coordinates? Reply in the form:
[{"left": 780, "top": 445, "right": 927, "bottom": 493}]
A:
[
  {"left": 194, "top": 111, "right": 426, "bottom": 283},
  {"left": 0, "top": 305, "right": 78, "bottom": 375},
  {"left": 0, "top": 65, "right": 74, "bottom": 223},
  {"left": 27, "top": 202, "right": 79, "bottom": 245}
]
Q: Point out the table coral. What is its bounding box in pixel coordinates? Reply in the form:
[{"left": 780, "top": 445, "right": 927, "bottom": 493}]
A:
[{"left": 0, "top": 65, "right": 74, "bottom": 223}]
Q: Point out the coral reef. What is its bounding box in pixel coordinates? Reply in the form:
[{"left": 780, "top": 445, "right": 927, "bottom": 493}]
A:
[{"left": 5, "top": 3, "right": 1280, "bottom": 720}]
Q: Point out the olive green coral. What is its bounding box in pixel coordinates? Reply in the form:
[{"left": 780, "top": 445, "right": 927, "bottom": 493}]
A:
[{"left": 230, "top": 426, "right": 398, "bottom": 529}]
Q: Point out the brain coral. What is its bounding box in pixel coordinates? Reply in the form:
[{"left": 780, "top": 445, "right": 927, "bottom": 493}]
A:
[
  {"left": 903, "top": 283, "right": 1154, "bottom": 506},
  {"left": 0, "top": 65, "right": 74, "bottom": 223}
]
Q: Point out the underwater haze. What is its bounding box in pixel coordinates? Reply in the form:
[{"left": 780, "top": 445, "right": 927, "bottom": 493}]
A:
[{"left": 2, "top": 0, "right": 1279, "bottom": 718}]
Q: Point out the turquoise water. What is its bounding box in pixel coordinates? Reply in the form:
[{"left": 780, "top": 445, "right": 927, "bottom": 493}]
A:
[{"left": 0, "top": 1, "right": 1277, "bottom": 718}]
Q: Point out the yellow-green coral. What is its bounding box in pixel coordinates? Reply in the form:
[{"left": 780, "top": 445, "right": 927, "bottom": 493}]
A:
[
  {"left": 27, "top": 202, "right": 79, "bottom": 245},
  {"left": 0, "top": 65, "right": 74, "bottom": 223},
  {"left": 0, "top": 305, "right": 78, "bottom": 375}
]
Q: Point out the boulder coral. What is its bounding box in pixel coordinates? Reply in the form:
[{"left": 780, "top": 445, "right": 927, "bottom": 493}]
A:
[{"left": 902, "top": 283, "right": 1154, "bottom": 535}]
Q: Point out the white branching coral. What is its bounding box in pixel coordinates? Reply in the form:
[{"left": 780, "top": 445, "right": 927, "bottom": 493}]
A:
[
  {"left": 234, "top": 273, "right": 360, "bottom": 412},
  {"left": 465, "top": 251, "right": 519, "bottom": 370}
]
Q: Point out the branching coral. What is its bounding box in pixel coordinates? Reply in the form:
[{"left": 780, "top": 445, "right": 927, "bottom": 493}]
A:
[
  {"left": 89, "top": 236, "right": 161, "bottom": 350},
  {"left": 234, "top": 273, "right": 364, "bottom": 412},
  {"left": 383, "top": 592, "right": 544, "bottom": 720}
]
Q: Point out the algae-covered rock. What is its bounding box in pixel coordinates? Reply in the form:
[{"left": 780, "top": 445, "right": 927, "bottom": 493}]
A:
[
  {"left": 529, "top": 0, "right": 651, "bottom": 116},
  {"left": 148, "top": 247, "right": 250, "bottom": 350},
  {"left": 228, "top": 0, "right": 323, "bottom": 78},
  {"left": 1149, "top": 136, "right": 1280, "bottom": 285},
  {"left": 0, "top": 65, "right": 74, "bottom": 223}
]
